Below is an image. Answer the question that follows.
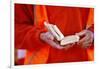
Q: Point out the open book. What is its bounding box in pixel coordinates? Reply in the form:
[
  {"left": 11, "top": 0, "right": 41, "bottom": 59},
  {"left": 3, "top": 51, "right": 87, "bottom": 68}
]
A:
[{"left": 44, "top": 21, "right": 80, "bottom": 45}]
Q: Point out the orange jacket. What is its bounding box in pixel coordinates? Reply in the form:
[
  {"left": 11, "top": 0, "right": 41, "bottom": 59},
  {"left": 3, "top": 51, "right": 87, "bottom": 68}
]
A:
[{"left": 15, "top": 4, "right": 94, "bottom": 65}]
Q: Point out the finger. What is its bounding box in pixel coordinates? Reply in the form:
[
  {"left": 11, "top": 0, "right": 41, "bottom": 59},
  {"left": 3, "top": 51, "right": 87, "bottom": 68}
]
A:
[
  {"left": 82, "top": 41, "right": 91, "bottom": 46},
  {"left": 45, "top": 32, "right": 54, "bottom": 40},
  {"left": 46, "top": 39, "right": 64, "bottom": 49},
  {"left": 77, "top": 36, "right": 87, "bottom": 44},
  {"left": 71, "top": 43, "right": 75, "bottom": 46},
  {"left": 77, "top": 35, "right": 93, "bottom": 45},
  {"left": 76, "top": 30, "right": 87, "bottom": 36},
  {"left": 77, "top": 37, "right": 93, "bottom": 49},
  {"left": 81, "top": 43, "right": 92, "bottom": 48},
  {"left": 84, "top": 39, "right": 92, "bottom": 44},
  {"left": 63, "top": 43, "right": 75, "bottom": 50},
  {"left": 80, "top": 39, "right": 92, "bottom": 48},
  {"left": 56, "top": 45, "right": 65, "bottom": 49}
]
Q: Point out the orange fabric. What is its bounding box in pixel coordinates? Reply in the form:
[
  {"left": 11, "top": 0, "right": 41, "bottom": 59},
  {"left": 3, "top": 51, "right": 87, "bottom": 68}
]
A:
[
  {"left": 86, "top": 8, "right": 94, "bottom": 28},
  {"left": 34, "top": 5, "right": 49, "bottom": 26},
  {"left": 46, "top": 6, "right": 88, "bottom": 62},
  {"left": 86, "top": 8, "right": 94, "bottom": 61},
  {"left": 15, "top": 4, "right": 49, "bottom": 65},
  {"left": 15, "top": 4, "right": 94, "bottom": 65},
  {"left": 24, "top": 46, "right": 50, "bottom": 64},
  {"left": 87, "top": 47, "right": 94, "bottom": 61},
  {"left": 24, "top": 5, "right": 50, "bottom": 64}
]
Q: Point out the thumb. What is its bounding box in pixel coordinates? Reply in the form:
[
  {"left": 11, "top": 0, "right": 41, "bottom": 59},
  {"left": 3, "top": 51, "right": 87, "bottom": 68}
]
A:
[
  {"left": 76, "top": 30, "right": 87, "bottom": 36},
  {"left": 46, "top": 32, "right": 54, "bottom": 40}
]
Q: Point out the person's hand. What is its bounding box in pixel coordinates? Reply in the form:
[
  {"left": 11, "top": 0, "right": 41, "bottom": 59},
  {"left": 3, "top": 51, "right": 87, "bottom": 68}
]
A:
[
  {"left": 40, "top": 32, "right": 64, "bottom": 49},
  {"left": 76, "top": 30, "right": 94, "bottom": 48},
  {"left": 40, "top": 32, "right": 74, "bottom": 50}
]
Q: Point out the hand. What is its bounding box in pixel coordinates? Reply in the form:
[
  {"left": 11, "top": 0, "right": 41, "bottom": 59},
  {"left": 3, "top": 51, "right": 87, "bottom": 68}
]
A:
[
  {"left": 40, "top": 32, "right": 64, "bottom": 49},
  {"left": 40, "top": 32, "right": 74, "bottom": 50},
  {"left": 76, "top": 30, "right": 94, "bottom": 48}
]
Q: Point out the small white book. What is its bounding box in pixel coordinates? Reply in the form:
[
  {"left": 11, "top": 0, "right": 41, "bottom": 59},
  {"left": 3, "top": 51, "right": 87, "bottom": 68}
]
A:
[{"left": 44, "top": 21, "right": 80, "bottom": 45}]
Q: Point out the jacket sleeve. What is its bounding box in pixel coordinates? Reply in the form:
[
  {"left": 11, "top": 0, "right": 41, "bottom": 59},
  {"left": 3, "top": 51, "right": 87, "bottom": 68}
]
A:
[{"left": 15, "top": 4, "right": 47, "bottom": 51}]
